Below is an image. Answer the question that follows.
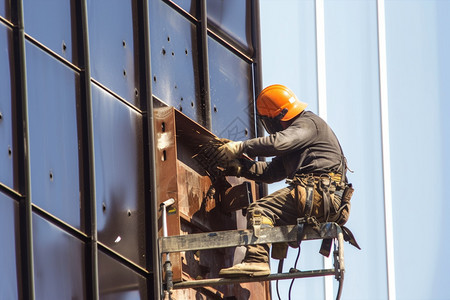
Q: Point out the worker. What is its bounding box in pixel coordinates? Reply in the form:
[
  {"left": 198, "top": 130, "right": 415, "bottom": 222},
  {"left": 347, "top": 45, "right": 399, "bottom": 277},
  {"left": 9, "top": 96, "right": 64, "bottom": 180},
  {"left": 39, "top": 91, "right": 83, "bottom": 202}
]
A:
[{"left": 212, "top": 84, "right": 353, "bottom": 277}]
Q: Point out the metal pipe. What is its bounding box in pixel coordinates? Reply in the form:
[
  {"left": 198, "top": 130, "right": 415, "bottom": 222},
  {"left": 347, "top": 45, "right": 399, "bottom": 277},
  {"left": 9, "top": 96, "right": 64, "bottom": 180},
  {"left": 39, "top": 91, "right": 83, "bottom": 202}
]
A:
[
  {"left": 160, "top": 199, "right": 175, "bottom": 300},
  {"left": 173, "top": 269, "right": 337, "bottom": 289}
]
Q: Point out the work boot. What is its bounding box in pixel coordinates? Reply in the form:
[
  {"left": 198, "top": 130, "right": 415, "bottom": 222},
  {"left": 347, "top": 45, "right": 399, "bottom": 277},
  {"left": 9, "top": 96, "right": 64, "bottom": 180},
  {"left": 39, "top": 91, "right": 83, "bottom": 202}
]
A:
[{"left": 219, "top": 262, "right": 270, "bottom": 278}]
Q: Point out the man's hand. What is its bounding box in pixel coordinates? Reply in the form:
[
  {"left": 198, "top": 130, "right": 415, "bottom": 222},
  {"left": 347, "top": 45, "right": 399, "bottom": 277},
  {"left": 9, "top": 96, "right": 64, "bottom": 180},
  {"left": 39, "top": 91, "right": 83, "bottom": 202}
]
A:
[
  {"left": 222, "top": 159, "right": 243, "bottom": 177},
  {"left": 217, "top": 140, "right": 244, "bottom": 162}
]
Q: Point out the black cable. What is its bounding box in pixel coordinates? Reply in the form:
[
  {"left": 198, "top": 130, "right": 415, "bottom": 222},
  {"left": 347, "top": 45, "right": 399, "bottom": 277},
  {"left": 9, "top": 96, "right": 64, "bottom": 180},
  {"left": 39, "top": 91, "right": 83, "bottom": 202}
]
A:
[{"left": 288, "top": 245, "right": 302, "bottom": 300}]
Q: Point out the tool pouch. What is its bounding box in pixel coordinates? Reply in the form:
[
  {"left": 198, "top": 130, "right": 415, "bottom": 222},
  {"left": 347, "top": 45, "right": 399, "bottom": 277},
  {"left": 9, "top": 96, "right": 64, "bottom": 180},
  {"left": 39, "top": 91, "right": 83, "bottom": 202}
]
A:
[
  {"left": 332, "top": 183, "right": 354, "bottom": 226},
  {"left": 271, "top": 242, "right": 289, "bottom": 260}
]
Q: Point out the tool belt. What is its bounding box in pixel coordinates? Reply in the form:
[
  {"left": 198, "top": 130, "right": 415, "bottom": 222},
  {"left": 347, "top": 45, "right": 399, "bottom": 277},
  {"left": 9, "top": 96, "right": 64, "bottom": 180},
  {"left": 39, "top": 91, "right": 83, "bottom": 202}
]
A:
[
  {"left": 290, "top": 173, "right": 352, "bottom": 225},
  {"left": 288, "top": 173, "right": 360, "bottom": 256}
]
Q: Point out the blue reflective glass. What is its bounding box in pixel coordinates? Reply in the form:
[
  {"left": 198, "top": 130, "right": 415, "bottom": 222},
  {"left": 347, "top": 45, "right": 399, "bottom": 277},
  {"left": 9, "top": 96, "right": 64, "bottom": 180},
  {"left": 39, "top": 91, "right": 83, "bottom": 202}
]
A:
[
  {"left": 208, "top": 37, "right": 254, "bottom": 140},
  {"left": 0, "top": 24, "right": 15, "bottom": 189},
  {"left": 98, "top": 250, "right": 147, "bottom": 299},
  {"left": 87, "top": 0, "right": 139, "bottom": 107},
  {"left": 385, "top": 1, "right": 450, "bottom": 299},
  {"left": 150, "top": 0, "right": 200, "bottom": 122},
  {"left": 32, "top": 213, "right": 85, "bottom": 299},
  {"left": 260, "top": 0, "right": 318, "bottom": 113},
  {"left": 26, "top": 42, "right": 81, "bottom": 229},
  {"left": 324, "top": 1, "right": 386, "bottom": 299},
  {"left": 0, "top": 194, "right": 19, "bottom": 299},
  {"left": 23, "top": 0, "right": 77, "bottom": 64},
  {"left": 92, "top": 84, "right": 146, "bottom": 268},
  {"left": 207, "top": 0, "right": 253, "bottom": 55}
]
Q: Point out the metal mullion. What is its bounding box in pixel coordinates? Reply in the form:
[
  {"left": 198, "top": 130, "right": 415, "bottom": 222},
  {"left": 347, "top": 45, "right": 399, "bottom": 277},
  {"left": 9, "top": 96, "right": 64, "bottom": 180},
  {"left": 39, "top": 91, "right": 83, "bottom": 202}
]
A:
[
  {"left": 136, "top": 0, "right": 158, "bottom": 298},
  {"left": 207, "top": 29, "right": 254, "bottom": 64},
  {"left": 11, "top": 0, "right": 34, "bottom": 298},
  {"left": 376, "top": 1, "right": 396, "bottom": 299},
  {"left": 162, "top": 0, "right": 199, "bottom": 25},
  {"left": 0, "top": 15, "right": 14, "bottom": 27},
  {"left": 97, "top": 242, "right": 150, "bottom": 278},
  {"left": 0, "top": 182, "right": 24, "bottom": 201},
  {"left": 90, "top": 78, "right": 143, "bottom": 114},
  {"left": 24, "top": 33, "right": 81, "bottom": 73},
  {"left": 31, "top": 204, "right": 88, "bottom": 242},
  {"left": 76, "top": 0, "right": 98, "bottom": 298}
]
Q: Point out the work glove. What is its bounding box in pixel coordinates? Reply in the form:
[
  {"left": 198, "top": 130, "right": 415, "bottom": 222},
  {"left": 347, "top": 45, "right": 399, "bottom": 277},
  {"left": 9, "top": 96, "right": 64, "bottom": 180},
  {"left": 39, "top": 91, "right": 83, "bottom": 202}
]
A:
[
  {"left": 216, "top": 140, "right": 244, "bottom": 163},
  {"left": 221, "top": 159, "right": 243, "bottom": 177}
]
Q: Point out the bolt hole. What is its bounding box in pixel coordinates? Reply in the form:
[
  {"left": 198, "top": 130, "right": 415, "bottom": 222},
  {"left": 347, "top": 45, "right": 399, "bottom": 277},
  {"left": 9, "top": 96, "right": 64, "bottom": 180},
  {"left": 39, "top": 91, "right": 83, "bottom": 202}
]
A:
[
  {"left": 191, "top": 101, "right": 194, "bottom": 107},
  {"left": 179, "top": 106, "right": 183, "bottom": 112},
  {"left": 127, "top": 210, "right": 131, "bottom": 217},
  {"left": 0, "top": 112, "right": 3, "bottom": 120},
  {"left": 62, "top": 42, "right": 67, "bottom": 52},
  {"left": 185, "top": 49, "right": 188, "bottom": 55},
  {"left": 174, "top": 84, "right": 177, "bottom": 89},
  {"left": 8, "top": 147, "right": 12, "bottom": 157},
  {"left": 167, "top": 36, "right": 170, "bottom": 42},
  {"left": 162, "top": 150, "right": 167, "bottom": 161},
  {"left": 180, "top": 97, "right": 183, "bottom": 101},
  {"left": 102, "top": 202, "right": 106, "bottom": 212},
  {"left": 49, "top": 171, "right": 54, "bottom": 181},
  {"left": 153, "top": 75, "right": 157, "bottom": 82},
  {"left": 245, "top": 129, "right": 249, "bottom": 136},
  {"left": 135, "top": 88, "right": 139, "bottom": 97},
  {"left": 122, "top": 40, "right": 126, "bottom": 47},
  {"left": 171, "top": 51, "right": 174, "bottom": 56},
  {"left": 213, "top": 106, "right": 217, "bottom": 113},
  {"left": 162, "top": 48, "right": 166, "bottom": 55},
  {"left": 123, "top": 69, "right": 127, "bottom": 77},
  {"left": 161, "top": 122, "right": 166, "bottom": 132}
]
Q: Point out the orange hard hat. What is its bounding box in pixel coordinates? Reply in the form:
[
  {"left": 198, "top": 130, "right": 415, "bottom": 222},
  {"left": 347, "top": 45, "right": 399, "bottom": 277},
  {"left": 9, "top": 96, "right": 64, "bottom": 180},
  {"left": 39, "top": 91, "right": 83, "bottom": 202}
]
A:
[{"left": 256, "top": 84, "right": 307, "bottom": 121}]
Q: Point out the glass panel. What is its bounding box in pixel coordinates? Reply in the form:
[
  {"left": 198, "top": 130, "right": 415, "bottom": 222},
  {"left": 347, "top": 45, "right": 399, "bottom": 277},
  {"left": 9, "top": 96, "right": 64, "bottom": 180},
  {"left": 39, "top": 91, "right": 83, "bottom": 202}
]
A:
[
  {"left": 98, "top": 250, "right": 147, "bottom": 299},
  {"left": 149, "top": 0, "right": 200, "bottom": 122},
  {"left": 208, "top": 37, "right": 254, "bottom": 140},
  {"left": 92, "top": 84, "right": 146, "bottom": 268},
  {"left": 87, "top": 0, "right": 139, "bottom": 107},
  {"left": 324, "top": 1, "right": 386, "bottom": 299},
  {"left": 0, "top": 0, "right": 11, "bottom": 20},
  {"left": 0, "top": 24, "right": 15, "bottom": 189},
  {"left": 32, "top": 213, "right": 85, "bottom": 300},
  {"left": 23, "top": 0, "right": 77, "bottom": 64},
  {"left": 26, "top": 42, "right": 82, "bottom": 230},
  {"left": 207, "top": 0, "right": 253, "bottom": 55},
  {"left": 385, "top": 1, "right": 450, "bottom": 299},
  {"left": 260, "top": 0, "right": 318, "bottom": 113},
  {"left": 0, "top": 194, "right": 19, "bottom": 299}
]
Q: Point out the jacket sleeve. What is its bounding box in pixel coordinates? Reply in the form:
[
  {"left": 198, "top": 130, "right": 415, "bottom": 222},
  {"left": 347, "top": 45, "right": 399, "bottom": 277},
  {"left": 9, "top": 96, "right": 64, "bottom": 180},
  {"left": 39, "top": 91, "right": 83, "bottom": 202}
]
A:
[
  {"left": 239, "top": 156, "right": 287, "bottom": 183},
  {"left": 241, "top": 117, "right": 317, "bottom": 158}
]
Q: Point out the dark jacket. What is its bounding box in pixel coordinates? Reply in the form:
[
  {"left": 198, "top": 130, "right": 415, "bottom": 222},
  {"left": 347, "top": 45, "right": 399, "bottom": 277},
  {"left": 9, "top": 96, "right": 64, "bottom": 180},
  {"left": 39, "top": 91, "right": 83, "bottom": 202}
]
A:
[{"left": 240, "top": 111, "right": 345, "bottom": 183}]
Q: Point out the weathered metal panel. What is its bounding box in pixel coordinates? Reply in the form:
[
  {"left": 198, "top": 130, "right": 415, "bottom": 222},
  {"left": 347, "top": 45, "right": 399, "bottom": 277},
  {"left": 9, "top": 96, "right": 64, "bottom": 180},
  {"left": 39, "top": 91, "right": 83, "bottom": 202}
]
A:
[
  {"left": 23, "top": 0, "right": 77, "bottom": 64},
  {"left": 208, "top": 37, "right": 255, "bottom": 140},
  {"left": 32, "top": 213, "right": 85, "bottom": 299},
  {"left": 92, "top": 84, "right": 146, "bottom": 268},
  {"left": 207, "top": 0, "right": 254, "bottom": 55},
  {"left": 0, "top": 25, "right": 15, "bottom": 190},
  {"left": 87, "top": 0, "right": 139, "bottom": 107},
  {"left": 149, "top": 0, "right": 200, "bottom": 122},
  {"left": 26, "top": 42, "right": 82, "bottom": 229},
  {"left": 0, "top": 193, "right": 19, "bottom": 299},
  {"left": 98, "top": 250, "right": 147, "bottom": 299}
]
